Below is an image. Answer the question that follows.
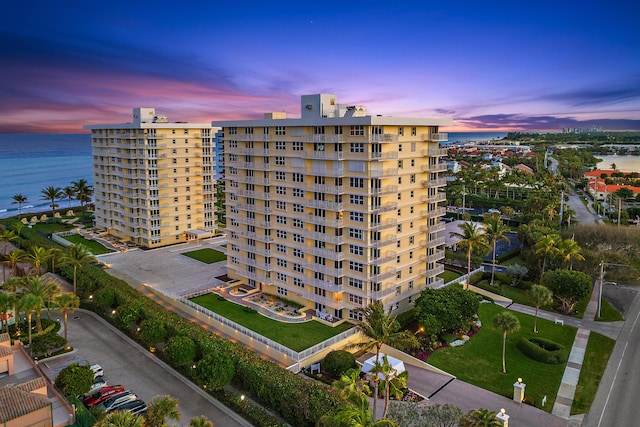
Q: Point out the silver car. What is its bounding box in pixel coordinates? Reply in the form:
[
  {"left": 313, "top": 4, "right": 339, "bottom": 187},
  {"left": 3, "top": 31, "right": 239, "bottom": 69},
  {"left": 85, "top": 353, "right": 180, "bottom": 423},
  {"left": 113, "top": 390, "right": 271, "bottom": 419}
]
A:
[{"left": 97, "top": 391, "right": 137, "bottom": 412}]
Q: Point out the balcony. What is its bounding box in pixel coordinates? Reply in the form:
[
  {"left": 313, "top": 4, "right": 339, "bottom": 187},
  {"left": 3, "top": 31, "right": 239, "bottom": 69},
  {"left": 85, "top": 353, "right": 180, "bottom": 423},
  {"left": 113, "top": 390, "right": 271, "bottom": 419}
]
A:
[
  {"left": 370, "top": 133, "right": 399, "bottom": 142},
  {"left": 370, "top": 151, "right": 399, "bottom": 160},
  {"left": 237, "top": 204, "right": 273, "bottom": 215},
  {"left": 370, "top": 168, "right": 398, "bottom": 178},
  {"left": 421, "top": 177, "right": 447, "bottom": 188},
  {"left": 238, "top": 190, "right": 271, "bottom": 200},
  {"left": 306, "top": 246, "right": 346, "bottom": 261},
  {"left": 420, "top": 207, "right": 446, "bottom": 219},
  {"left": 421, "top": 133, "right": 448, "bottom": 142},
  {"left": 369, "top": 267, "right": 397, "bottom": 282},
  {"left": 371, "top": 219, "right": 397, "bottom": 231},
  {"left": 420, "top": 193, "right": 447, "bottom": 204},
  {"left": 307, "top": 214, "right": 344, "bottom": 227},
  {"left": 305, "top": 199, "right": 344, "bottom": 211},
  {"left": 312, "top": 184, "right": 344, "bottom": 194},
  {"left": 303, "top": 231, "right": 346, "bottom": 245},
  {"left": 421, "top": 250, "right": 445, "bottom": 264},
  {"left": 371, "top": 236, "right": 397, "bottom": 249},
  {"left": 370, "top": 185, "right": 398, "bottom": 195},
  {"left": 304, "top": 150, "right": 345, "bottom": 160}
]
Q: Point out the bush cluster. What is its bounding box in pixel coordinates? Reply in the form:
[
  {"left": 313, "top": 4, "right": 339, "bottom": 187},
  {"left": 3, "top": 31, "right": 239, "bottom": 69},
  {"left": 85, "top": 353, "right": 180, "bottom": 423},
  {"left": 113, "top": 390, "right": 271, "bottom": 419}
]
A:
[
  {"left": 323, "top": 350, "right": 357, "bottom": 378},
  {"left": 55, "top": 259, "right": 341, "bottom": 426},
  {"left": 516, "top": 337, "right": 568, "bottom": 364}
]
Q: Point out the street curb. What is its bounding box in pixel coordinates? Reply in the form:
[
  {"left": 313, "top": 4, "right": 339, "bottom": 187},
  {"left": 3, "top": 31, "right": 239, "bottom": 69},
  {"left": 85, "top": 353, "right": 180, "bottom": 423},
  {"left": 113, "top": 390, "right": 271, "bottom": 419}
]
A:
[{"left": 74, "top": 308, "right": 254, "bottom": 427}]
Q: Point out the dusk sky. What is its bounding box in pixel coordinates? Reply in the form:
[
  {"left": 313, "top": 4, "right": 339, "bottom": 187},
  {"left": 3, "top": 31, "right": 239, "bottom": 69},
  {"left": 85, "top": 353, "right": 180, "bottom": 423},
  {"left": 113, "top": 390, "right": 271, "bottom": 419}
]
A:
[{"left": 1, "top": 0, "right": 639, "bottom": 134}]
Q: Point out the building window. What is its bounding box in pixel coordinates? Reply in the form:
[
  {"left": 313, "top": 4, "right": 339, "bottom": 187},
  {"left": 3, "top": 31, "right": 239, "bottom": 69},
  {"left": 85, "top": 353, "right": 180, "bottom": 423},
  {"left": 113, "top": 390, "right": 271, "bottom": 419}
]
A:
[
  {"left": 350, "top": 125, "right": 364, "bottom": 136},
  {"left": 275, "top": 141, "right": 285, "bottom": 150},
  {"left": 349, "top": 245, "right": 364, "bottom": 256},
  {"left": 276, "top": 215, "right": 287, "bottom": 225},
  {"left": 411, "top": 127, "right": 416, "bottom": 136},
  {"left": 293, "top": 248, "right": 304, "bottom": 258},
  {"left": 275, "top": 156, "right": 285, "bottom": 165},
  {"left": 350, "top": 142, "right": 365, "bottom": 153},
  {"left": 349, "top": 309, "right": 363, "bottom": 321},
  {"left": 277, "top": 258, "right": 287, "bottom": 267},
  {"left": 276, "top": 186, "right": 286, "bottom": 195},
  {"left": 276, "top": 243, "right": 287, "bottom": 253},
  {"left": 276, "top": 230, "right": 287, "bottom": 239},
  {"left": 349, "top": 261, "right": 364, "bottom": 272},
  {"left": 350, "top": 195, "right": 364, "bottom": 205},
  {"left": 398, "top": 127, "right": 404, "bottom": 136},
  {"left": 275, "top": 171, "right": 286, "bottom": 181},
  {"left": 350, "top": 177, "right": 364, "bottom": 188},
  {"left": 349, "top": 294, "right": 364, "bottom": 306},
  {"left": 349, "top": 228, "right": 363, "bottom": 239},
  {"left": 276, "top": 274, "right": 287, "bottom": 283},
  {"left": 349, "top": 278, "right": 363, "bottom": 289},
  {"left": 292, "top": 141, "right": 304, "bottom": 151},
  {"left": 293, "top": 234, "right": 304, "bottom": 243},
  {"left": 293, "top": 188, "right": 304, "bottom": 198},
  {"left": 293, "top": 203, "right": 304, "bottom": 213},
  {"left": 293, "top": 173, "right": 304, "bottom": 183},
  {"left": 276, "top": 201, "right": 286, "bottom": 210},
  {"left": 275, "top": 126, "right": 286, "bottom": 135},
  {"left": 350, "top": 212, "right": 364, "bottom": 222},
  {"left": 294, "top": 277, "right": 304, "bottom": 287}
]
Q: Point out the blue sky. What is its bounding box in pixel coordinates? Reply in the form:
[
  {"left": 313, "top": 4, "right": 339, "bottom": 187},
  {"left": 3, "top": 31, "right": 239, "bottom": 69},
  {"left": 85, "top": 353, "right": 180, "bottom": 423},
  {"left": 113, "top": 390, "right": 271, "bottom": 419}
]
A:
[{"left": 1, "top": 0, "right": 639, "bottom": 133}]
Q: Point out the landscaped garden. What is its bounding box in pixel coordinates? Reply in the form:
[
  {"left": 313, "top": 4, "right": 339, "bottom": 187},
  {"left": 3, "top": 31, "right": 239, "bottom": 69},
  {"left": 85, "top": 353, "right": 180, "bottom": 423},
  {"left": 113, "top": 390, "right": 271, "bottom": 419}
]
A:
[
  {"left": 190, "top": 293, "right": 353, "bottom": 351},
  {"left": 426, "top": 302, "right": 577, "bottom": 411},
  {"left": 437, "top": 268, "right": 462, "bottom": 284},
  {"left": 63, "top": 234, "right": 113, "bottom": 255},
  {"left": 182, "top": 248, "right": 226, "bottom": 264}
]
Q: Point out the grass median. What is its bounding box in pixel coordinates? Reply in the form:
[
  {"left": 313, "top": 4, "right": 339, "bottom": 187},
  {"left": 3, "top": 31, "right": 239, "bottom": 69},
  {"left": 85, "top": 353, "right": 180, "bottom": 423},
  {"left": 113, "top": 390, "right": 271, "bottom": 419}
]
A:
[
  {"left": 190, "top": 293, "right": 353, "bottom": 351},
  {"left": 182, "top": 248, "right": 227, "bottom": 264},
  {"left": 427, "top": 302, "right": 577, "bottom": 411}
]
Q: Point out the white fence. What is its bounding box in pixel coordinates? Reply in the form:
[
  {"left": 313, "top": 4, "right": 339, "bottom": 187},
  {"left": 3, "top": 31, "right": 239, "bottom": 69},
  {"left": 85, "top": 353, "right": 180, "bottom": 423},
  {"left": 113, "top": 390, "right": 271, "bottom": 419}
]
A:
[
  {"left": 442, "top": 266, "right": 485, "bottom": 287},
  {"left": 51, "top": 230, "right": 79, "bottom": 248},
  {"left": 170, "top": 291, "right": 358, "bottom": 363}
]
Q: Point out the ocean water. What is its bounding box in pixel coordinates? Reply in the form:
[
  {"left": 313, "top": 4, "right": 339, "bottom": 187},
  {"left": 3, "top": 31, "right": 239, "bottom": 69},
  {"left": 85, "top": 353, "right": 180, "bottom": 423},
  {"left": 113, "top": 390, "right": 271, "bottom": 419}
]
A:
[
  {"left": 0, "top": 134, "right": 92, "bottom": 218},
  {"left": 0, "top": 131, "right": 509, "bottom": 219},
  {"left": 595, "top": 154, "right": 640, "bottom": 173}
]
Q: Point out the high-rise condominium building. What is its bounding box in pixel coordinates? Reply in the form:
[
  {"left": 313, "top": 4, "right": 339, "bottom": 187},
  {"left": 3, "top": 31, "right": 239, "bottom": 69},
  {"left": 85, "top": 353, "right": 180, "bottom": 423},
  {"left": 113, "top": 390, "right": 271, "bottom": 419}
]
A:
[
  {"left": 85, "top": 108, "right": 218, "bottom": 249},
  {"left": 213, "top": 94, "right": 451, "bottom": 320}
]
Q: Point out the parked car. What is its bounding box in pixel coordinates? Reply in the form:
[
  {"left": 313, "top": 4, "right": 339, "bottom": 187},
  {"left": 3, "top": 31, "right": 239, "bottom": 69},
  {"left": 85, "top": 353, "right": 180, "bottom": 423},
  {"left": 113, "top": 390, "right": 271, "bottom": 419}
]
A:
[
  {"left": 111, "top": 399, "right": 147, "bottom": 415},
  {"left": 90, "top": 364, "right": 104, "bottom": 379},
  {"left": 97, "top": 391, "right": 137, "bottom": 412},
  {"left": 84, "top": 378, "right": 107, "bottom": 396},
  {"left": 83, "top": 385, "right": 124, "bottom": 407}
]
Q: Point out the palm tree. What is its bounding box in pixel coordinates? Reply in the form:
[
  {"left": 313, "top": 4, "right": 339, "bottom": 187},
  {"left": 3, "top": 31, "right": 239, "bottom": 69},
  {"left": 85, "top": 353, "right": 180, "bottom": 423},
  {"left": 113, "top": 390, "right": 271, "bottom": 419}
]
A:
[
  {"left": 0, "top": 292, "right": 16, "bottom": 334},
  {"left": 60, "top": 244, "right": 95, "bottom": 294},
  {"left": 379, "top": 355, "right": 408, "bottom": 419},
  {"left": 351, "top": 301, "right": 419, "bottom": 419},
  {"left": 460, "top": 408, "right": 502, "bottom": 426},
  {"left": 534, "top": 234, "right": 559, "bottom": 277},
  {"left": 95, "top": 411, "right": 145, "bottom": 427},
  {"left": 188, "top": 416, "right": 214, "bottom": 427},
  {"left": 53, "top": 293, "right": 80, "bottom": 344},
  {"left": 47, "top": 247, "right": 62, "bottom": 274},
  {"left": 72, "top": 179, "right": 94, "bottom": 211},
  {"left": 28, "top": 245, "right": 50, "bottom": 276},
  {"left": 449, "top": 222, "right": 490, "bottom": 289},
  {"left": 0, "top": 229, "right": 18, "bottom": 256},
  {"left": 62, "top": 186, "right": 77, "bottom": 208},
  {"left": 145, "top": 395, "right": 181, "bottom": 427},
  {"left": 610, "top": 162, "right": 617, "bottom": 171},
  {"left": 492, "top": 311, "right": 521, "bottom": 374},
  {"left": 527, "top": 285, "right": 553, "bottom": 334},
  {"left": 18, "top": 293, "right": 42, "bottom": 355},
  {"left": 40, "top": 186, "right": 64, "bottom": 215},
  {"left": 18, "top": 276, "right": 60, "bottom": 332},
  {"left": 334, "top": 368, "right": 371, "bottom": 399},
  {"left": 319, "top": 391, "right": 398, "bottom": 427},
  {"left": 7, "top": 249, "right": 28, "bottom": 279},
  {"left": 11, "top": 194, "right": 28, "bottom": 219},
  {"left": 484, "top": 217, "right": 510, "bottom": 285},
  {"left": 557, "top": 238, "right": 585, "bottom": 270}
]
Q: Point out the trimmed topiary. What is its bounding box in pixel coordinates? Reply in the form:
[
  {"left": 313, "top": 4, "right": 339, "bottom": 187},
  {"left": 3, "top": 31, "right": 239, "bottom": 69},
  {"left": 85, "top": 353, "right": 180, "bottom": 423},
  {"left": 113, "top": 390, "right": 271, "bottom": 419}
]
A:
[
  {"left": 516, "top": 337, "right": 568, "bottom": 364},
  {"left": 323, "top": 350, "right": 357, "bottom": 378}
]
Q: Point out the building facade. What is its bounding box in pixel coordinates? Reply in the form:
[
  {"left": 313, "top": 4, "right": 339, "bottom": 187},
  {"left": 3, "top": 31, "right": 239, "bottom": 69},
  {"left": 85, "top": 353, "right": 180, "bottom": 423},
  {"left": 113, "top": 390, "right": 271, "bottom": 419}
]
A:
[
  {"left": 213, "top": 94, "right": 451, "bottom": 319},
  {"left": 85, "top": 108, "right": 218, "bottom": 249}
]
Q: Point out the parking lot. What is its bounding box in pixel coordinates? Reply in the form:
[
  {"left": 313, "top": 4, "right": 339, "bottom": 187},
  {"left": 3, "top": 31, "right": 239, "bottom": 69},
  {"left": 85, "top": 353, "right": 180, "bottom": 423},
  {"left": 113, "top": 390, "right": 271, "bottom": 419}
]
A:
[{"left": 40, "top": 309, "right": 250, "bottom": 427}]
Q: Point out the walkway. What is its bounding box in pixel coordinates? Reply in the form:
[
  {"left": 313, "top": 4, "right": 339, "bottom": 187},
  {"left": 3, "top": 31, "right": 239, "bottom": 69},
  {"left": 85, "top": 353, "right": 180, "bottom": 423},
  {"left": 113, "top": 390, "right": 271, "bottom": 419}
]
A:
[{"left": 498, "top": 280, "right": 613, "bottom": 420}]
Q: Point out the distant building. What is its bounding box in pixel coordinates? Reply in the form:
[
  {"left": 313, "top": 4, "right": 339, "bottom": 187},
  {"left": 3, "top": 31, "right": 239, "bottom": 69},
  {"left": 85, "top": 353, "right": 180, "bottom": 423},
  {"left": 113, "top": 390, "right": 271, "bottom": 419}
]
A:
[
  {"left": 213, "top": 94, "right": 451, "bottom": 316},
  {"left": 85, "top": 108, "right": 219, "bottom": 248}
]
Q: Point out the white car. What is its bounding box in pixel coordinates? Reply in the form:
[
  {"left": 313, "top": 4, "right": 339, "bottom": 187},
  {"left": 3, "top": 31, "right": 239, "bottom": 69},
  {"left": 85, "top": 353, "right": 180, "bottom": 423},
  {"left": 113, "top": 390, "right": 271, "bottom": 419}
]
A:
[{"left": 90, "top": 364, "right": 104, "bottom": 379}]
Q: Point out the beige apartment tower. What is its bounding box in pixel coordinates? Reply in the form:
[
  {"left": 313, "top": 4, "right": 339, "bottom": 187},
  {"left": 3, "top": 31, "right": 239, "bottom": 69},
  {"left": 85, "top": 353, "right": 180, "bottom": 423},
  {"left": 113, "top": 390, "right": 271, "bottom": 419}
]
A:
[
  {"left": 213, "top": 94, "right": 451, "bottom": 319},
  {"left": 85, "top": 108, "right": 217, "bottom": 249}
]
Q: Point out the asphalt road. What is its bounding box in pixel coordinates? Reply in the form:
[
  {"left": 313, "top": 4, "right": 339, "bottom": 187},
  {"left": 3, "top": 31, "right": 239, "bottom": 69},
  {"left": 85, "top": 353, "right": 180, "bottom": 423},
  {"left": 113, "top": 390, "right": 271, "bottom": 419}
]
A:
[
  {"left": 582, "top": 287, "right": 640, "bottom": 427},
  {"left": 40, "top": 309, "right": 251, "bottom": 427}
]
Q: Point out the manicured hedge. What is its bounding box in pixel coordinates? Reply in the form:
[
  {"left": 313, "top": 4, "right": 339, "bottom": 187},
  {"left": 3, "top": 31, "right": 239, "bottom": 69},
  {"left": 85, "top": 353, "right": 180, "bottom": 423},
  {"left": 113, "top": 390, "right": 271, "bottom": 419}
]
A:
[
  {"left": 516, "top": 337, "right": 569, "bottom": 364},
  {"left": 56, "top": 257, "right": 341, "bottom": 427},
  {"left": 323, "top": 350, "right": 357, "bottom": 377}
]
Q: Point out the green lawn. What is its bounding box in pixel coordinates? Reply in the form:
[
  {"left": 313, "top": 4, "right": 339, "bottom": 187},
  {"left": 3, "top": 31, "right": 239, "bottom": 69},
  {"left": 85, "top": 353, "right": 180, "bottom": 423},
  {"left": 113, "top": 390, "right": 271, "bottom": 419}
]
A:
[
  {"left": 438, "top": 269, "right": 463, "bottom": 284},
  {"left": 190, "top": 293, "right": 353, "bottom": 351},
  {"left": 571, "top": 332, "right": 615, "bottom": 415},
  {"left": 596, "top": 298, "right": 624, "bottom": 322},
  {"left": 63, "top": 234, "right": 114, "bottom": 255},
  {"left": 427, "top": 303, "right": 577, "bottom": 411},
  {"left": 182, "top": 248, "right": 227, "bottom": 264},
  {"left": 31, "top": 221, "right": 75, "bottom": 234}
]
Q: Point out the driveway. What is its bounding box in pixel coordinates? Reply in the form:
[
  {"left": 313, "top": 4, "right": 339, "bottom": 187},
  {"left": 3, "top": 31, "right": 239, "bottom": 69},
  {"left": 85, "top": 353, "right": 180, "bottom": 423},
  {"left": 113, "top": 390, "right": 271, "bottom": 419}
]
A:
[
  {"left": 40, "top": 309, "right": 251, "bottom": 427},
  {"left": 97, "top": 237, "right": 228, "bottom": 296}
]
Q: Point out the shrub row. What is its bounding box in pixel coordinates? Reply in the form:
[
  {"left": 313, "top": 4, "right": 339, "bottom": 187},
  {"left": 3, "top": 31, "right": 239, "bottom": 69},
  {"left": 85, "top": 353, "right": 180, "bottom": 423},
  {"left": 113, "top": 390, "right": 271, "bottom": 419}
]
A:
[
  {"left": 516, "top": 337, "right": 568, "bottom": 364},
  {"left": 57, "top": 259, "right": 341, "bottom": 426},
  {"left": 323, "top": 350, "right": 357, "bottom": 378}
]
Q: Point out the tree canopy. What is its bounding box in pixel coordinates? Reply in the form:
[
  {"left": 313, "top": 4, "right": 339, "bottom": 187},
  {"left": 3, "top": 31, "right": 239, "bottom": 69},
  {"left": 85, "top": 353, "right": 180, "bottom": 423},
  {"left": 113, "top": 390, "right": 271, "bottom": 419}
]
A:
[
  {"left": 542, "top": 269, "right": 592, "bottom": 314},
  {"left": 414, "top": 286, "right": 480, "bottom": 336}
]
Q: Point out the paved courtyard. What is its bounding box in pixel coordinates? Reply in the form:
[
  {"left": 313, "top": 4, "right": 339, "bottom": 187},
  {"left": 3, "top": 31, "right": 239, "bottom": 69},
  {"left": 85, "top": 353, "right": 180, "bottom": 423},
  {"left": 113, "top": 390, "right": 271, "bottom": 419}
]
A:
[{"left": 97, "top": 236, "right": 228, "bottom": 296}]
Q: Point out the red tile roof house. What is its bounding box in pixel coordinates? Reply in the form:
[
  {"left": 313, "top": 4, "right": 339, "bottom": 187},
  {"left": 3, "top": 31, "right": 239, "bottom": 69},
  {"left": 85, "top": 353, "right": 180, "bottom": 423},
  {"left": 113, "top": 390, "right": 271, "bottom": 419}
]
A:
[{"left": 0, "top": 333, "right": 74, "bottom": 427}]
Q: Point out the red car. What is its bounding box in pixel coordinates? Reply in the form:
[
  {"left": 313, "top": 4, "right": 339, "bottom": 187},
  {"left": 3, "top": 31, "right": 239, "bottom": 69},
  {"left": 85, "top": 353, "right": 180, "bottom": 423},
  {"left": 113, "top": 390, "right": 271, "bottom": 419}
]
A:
[{"left": 83, "top": 385, "right": 125, "bottom": 407}]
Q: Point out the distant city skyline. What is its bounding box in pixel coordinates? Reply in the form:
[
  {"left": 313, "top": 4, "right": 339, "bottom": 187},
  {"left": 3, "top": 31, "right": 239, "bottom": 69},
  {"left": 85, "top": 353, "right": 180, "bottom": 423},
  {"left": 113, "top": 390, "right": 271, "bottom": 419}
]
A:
[{"left": 1, "top": 0, "right": 639, "bottom": 134}]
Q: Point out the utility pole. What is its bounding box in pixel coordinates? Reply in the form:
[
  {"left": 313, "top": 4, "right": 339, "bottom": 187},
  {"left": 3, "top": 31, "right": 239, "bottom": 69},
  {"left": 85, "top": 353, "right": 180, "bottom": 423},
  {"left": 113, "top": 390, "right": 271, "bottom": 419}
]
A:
[
  {"left": 559, "top": 190, "right": 564, "bottom": 227},
  {"left": 598, "top": 261, "right": 604, "bottom": 319}
]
